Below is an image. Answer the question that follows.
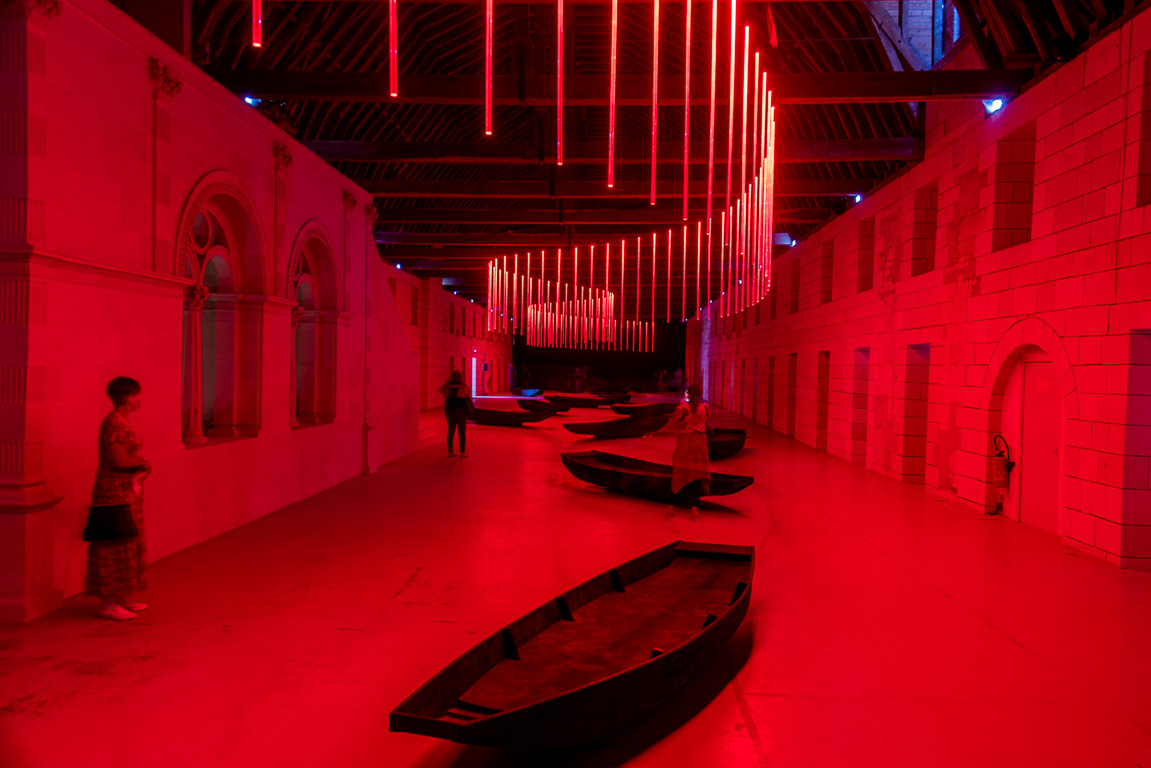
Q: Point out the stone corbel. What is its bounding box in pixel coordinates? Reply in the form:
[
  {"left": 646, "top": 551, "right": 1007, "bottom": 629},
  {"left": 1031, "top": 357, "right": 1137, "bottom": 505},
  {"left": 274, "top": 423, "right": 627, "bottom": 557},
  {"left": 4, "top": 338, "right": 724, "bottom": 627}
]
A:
[
  {"left": 274, "top": 142, "right": 294, "bottom": 171},
  {"left": 342, "top": 190, "right": 357, "bottom": 216},
  {"left": 148, "top": 57, "right": 182, "bottom": 101},
  {"left": 0, "top": 0, "right": 61, "bottom": 23}
]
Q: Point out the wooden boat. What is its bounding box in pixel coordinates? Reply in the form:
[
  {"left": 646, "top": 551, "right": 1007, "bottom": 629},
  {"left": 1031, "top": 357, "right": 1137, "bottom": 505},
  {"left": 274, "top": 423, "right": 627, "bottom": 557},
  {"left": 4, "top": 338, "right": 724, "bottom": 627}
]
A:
[
  {"left": 563, "top": 415, "right": 670, "bottom": 439},
  {"left": 467, "top": 408, "right": 552, "bottom": 427},
  {"left": 517, "top": 398, "right": 570, "bottom": 414},
  {"left": 560, "top": 450, "right": 754, "bottom": 503},
  {"left": 389, "top": 540, "right": 754, "bottom": 749},
  {"left": 610, "top": 402, "right": 679, "bottom": 418},
  {"left": 709, "top": 428, "right": 748, "bottom": 459},
  {"left": 545, "top": 393, "right": 627, "bottom": 408},
  {"left": 510, "top": 388, "right": 542, "bottom": 397}
]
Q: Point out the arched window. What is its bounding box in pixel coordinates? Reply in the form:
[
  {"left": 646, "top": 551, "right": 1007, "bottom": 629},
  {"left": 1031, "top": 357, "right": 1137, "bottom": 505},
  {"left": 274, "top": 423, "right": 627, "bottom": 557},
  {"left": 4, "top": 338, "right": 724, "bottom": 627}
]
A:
[
  {"left": 288, "top": 229, "right": 339, "bottom": 427},
  {"left": 180, "top": 189, "right": 266, "bottom": 444}
]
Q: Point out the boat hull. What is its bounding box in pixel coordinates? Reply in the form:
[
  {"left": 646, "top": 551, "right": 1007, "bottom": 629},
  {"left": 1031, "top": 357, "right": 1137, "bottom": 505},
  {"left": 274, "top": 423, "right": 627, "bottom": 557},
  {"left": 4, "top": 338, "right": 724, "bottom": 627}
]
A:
[
  {"left": 545, "top": 394, "right": 627, "bottom": 408},
  {"left": 563, "top": 415, "right": 669, "bottom": 439},
  {"left": 467, "top": 409, "right": 552, "bottom": 427},
  {"left": 560, "top": 450, "right": 753, "bottom": 503},
  {"left": 708, "top": 428, "right": 748, "bottom": 459},
  {"left": 610, "top": 402, "right": 679, "bottom": 418},
  {"left": 389, "top": 541, "right": 754, "bottom": 749},
  {"left": 517, "top": 399, "right": 570, "bottom": 414}
]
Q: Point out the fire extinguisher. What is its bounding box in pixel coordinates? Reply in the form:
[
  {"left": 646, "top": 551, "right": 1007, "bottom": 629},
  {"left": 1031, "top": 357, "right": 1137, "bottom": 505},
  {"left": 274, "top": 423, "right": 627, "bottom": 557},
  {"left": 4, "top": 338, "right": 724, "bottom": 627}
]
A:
[{"left": 990, "top": 434, "right": 1015, "bottom": 515}]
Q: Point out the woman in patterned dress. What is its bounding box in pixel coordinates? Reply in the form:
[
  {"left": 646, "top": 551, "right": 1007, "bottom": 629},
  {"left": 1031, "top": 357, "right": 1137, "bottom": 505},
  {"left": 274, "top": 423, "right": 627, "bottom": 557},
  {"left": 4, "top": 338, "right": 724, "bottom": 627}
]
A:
[
  {"left": 86, "top": 376, "right": 152, "bottom": 620},
  {"left": 669, "top": 383, "right": 711, "bottom": 521}
]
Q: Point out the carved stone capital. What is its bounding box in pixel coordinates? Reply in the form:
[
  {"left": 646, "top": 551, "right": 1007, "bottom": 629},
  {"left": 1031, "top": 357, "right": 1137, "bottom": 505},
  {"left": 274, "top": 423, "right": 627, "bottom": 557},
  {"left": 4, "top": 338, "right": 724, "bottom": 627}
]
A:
[
  {"left": 148, "top": 57, "right": 182, "bottom": 101},
  {"left": 183, "top": 283, "right": 209, "bottom": 310},
  {"left": 0, "top": 0, "right": 61, "bottom": 22},
  {"left": 274, "top": 142, "right": 294, "bottom": 171},
  {"left": 364, "top": 202, "right": 378, "bottom": 225}
]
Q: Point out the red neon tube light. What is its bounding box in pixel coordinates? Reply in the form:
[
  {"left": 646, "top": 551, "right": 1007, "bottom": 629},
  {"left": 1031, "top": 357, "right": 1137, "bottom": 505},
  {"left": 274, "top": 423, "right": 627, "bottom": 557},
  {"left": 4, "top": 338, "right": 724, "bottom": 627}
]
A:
[
  {"left": 252, "top": 0, "right": 262, "bottom": 47},
  {"left": 513, "top": 253, "right": 519, "bottom": 330},
  {"left": 608, "top": 0, "right": 618, "bottom": 188},
  {"left": 724, "top": 0, "right": 736, "bottom": 217},
  {"left": 706, "top": 0, "right": 717, "bottom": 232},
  {"left": 681, "top": 224, "right": 687, "bottom": 321},
  {"left": 695, "top": 221, "right": 702, "bottom": 316},
  {"left": 682, "top": 0, "right": 693, "bottom": 221},
  {"left": 485, "top": 0, "right": 494, "bottom": 135},
  {"left": 650, "top": 0, "right": 660, "bottom": 205},
  {"left": 389, "top": 0, "right": 398, "bottom": 96},
  {"left": 666, "top": 229, "right": 672, "bottom": 322},
  {"left": 740, "top": 25, "right": 749, "bottom": 202},
  {"left": 557, "top": 0, "right": 564, "bottom": 164},
  {"left": 650, "top": 233, "right": 655, "bottom": 323}
]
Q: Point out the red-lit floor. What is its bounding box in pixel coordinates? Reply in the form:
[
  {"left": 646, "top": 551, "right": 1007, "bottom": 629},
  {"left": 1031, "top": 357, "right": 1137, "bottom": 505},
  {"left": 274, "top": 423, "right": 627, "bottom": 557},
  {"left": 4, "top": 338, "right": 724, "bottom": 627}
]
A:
[{"left": 3, "top": 398, "right": 1150, "bottom": 767}]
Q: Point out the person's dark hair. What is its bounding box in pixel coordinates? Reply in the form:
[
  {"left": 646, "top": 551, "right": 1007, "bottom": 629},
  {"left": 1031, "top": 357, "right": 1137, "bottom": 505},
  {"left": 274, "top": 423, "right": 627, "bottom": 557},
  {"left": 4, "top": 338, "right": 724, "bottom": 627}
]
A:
[
  {"left": 448, "top": 370, "right": 463, "bottom": 386},
  {"left": 687, "top": 382, "right": 703, "bottom": 412},
  {"left": 106, "top": 376, "right": 141, "bottom": 405}
]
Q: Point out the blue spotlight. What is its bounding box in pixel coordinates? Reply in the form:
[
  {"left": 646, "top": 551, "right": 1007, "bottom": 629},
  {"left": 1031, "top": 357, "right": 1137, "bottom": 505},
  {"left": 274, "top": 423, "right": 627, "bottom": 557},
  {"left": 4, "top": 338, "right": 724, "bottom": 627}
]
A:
[
  {"left": 983, "top": 98, "right": 1005, "bottom": 114},
  {"left": 854, "top": 194, "right": 862, "bottom": 204},
  {"left": 395, "top": 263, "right": 402, "bottom": 269}
]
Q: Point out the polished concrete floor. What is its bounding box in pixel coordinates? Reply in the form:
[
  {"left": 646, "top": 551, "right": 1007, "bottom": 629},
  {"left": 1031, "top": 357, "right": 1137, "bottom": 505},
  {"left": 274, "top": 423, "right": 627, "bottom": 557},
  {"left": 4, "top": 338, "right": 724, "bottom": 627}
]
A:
[{"left": 3, "top": 397, "right": 1151, "bottom": 767}]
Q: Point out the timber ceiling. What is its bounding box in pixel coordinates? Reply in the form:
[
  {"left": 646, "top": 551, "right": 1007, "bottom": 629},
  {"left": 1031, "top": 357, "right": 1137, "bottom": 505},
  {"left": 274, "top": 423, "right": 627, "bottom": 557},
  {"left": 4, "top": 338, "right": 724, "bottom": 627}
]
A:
[{"left": 192, "top": 0, "right": 1131, "bottom": 306}]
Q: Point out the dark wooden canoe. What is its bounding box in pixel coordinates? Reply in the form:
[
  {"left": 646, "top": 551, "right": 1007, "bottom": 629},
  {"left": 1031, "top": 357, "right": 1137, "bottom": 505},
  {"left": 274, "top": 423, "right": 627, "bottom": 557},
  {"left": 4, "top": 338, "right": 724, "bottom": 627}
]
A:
[
  {"left": 560, "top": 450, "right": 754, "bottom": 503},
  {"left": 468, "top": 409, "right": 552, "bottom": 427},
  {"left": 709, "top": 428, "right": 748, "bottom": 459},
  {"left": 610, "top": 402, "right": 679, "bottom": 418},
  {"left": 563, "top": 415, "right": 670, "bottom": 439},
  {"left": 545, "top": 394, "right": 628, "bottom": 408},
  {"left": 517, "top": 399, "right": 570, "bottom": 414},
  {"left": 389, "top": 540, "right": 754, "bottom": 749}
]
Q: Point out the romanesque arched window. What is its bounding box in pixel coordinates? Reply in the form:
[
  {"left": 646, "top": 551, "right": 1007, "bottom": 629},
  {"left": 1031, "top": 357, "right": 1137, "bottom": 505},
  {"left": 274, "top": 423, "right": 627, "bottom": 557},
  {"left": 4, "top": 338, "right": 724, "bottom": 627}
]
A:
[
  {"left": 179, "top": 182, "right": 266, "bottom": 444},
  {"left": 288, "top": 228, "right": 339, "bottom": 426}
]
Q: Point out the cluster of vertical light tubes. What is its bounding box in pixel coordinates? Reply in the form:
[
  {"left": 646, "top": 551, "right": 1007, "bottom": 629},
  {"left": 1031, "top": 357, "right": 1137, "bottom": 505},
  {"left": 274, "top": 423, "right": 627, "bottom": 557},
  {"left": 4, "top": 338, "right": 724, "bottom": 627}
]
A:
[{"left": 328, "top": 0, "right": 778, "bottom": 350}]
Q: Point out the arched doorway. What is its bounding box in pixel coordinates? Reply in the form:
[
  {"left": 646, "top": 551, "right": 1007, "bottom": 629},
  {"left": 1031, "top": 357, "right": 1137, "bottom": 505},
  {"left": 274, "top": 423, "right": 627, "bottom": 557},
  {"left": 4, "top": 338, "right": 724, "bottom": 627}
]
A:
[{"left": 997, "top": 346, "right": 1064, "bottom": 533}]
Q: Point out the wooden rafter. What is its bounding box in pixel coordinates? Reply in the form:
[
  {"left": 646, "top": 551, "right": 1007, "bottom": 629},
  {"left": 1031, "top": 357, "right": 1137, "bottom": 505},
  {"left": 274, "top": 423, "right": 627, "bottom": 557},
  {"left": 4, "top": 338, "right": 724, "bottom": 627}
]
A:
[
  {"left": 361, "top": 178, "right": 874, "bottom": 198},
  {"left": 303, "top": 138, "right": 923, "bottom": 164},
  {"left": 371, "top": 207, "right": 831, "bottom": 225},
  {"left": 215, "top": 70, "right": 1030, "bottom": 105}
]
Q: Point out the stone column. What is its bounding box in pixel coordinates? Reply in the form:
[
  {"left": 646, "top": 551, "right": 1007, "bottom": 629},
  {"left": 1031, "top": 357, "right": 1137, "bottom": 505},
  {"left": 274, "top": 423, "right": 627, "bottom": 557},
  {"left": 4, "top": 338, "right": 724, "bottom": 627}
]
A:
[
  {"left": 0, "top": 0, "right": 63, "bottom": 621},
  {"left": 181, "top": 284, "right": 208, "bottom": 443},
  {"left": 148, "top": 57, "right": 180, "bottom": 273},
  {"left": 289, "top": 303, "right": 302, "bottom": 428}
]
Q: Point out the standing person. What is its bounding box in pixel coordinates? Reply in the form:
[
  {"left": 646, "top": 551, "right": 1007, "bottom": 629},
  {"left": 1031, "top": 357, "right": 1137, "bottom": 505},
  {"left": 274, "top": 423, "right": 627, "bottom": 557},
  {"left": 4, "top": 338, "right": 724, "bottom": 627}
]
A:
[
  {"left": 440, "top": 370, "right": 472, "bottom": 457},
  {"left": 86, "top": 376, "right": 151, "bottom": 620},
  {"left": 669, "top": 383, "right": 711, "bottom": 520}
]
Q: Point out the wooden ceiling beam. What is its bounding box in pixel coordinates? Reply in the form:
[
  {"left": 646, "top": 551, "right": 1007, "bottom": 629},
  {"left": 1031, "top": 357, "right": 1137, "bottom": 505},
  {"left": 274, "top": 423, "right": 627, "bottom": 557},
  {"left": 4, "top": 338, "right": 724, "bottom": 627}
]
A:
[
  {"left": 304, "top": 137, "right": 922, "bottom": 165},
  {"left": 219, "top": 70, "right": 1029, "bottom": 105},
  {"left": 363, "top": 178, "right": 874, "bottom": 198},
  {"left": 371, "top": 207, "right": 830, "bottom": 225}
]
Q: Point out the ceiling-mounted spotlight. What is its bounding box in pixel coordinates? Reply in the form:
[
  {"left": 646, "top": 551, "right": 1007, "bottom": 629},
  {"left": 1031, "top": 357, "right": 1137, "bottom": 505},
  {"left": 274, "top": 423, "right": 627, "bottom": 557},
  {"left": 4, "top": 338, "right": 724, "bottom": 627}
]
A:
[
  {"left": 395, "top": 263, "right": 402, "bottom": 269},
  {"left": 853, "top": 194, "right": 862, "bottom": 204},
  {"left": 790, "top": 239, "right": 797, "bottom": 248},
  {"left": 983, "top": 98, "right": 1005, "bottom": 115},
  {"left": 243, "top": 96, "right": 261, "bottom": 106}
]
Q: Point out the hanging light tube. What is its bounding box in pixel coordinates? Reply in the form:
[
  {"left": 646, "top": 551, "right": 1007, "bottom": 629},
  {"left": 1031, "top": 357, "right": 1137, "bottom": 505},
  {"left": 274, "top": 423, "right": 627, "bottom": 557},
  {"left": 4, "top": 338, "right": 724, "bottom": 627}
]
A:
[
  {"left": 682, "top": 0, "right": 693, "bottom": 221},
  {"left": 605, "top": 243, "right": 611, "bottom": 346},
  {"left": 724, "top": 0, "right": 736, "bottom": 219},
  {"left": 252, "top": 0, "right": 262, "bottom": 47},
  {"left": 666, "top": 228, "right": 672, "bottom": 322},
  {"left": 557, "top": 0, "right": 564, "bottom": 165},
  {"left": 650, "top": 233, "right": 656, "bottom": 323},
  {"left": 485, "top": 0, "right": 494, "bottom": 135},
  {"left": 740, "top": 25, "right": 749, "bottom": 201},
  {"left": 681, "top": 224, "right": 687, "bottom": 321},
  {"left": 650, "top": 0, "right": 660, "bottom": 205},
  {"left": 706, "top": 0, "right": 718, "bottom": 232},
  {"left": 695, "top": 220, "right": 702, "bottom": 316},
  {"left": 608, "top": 0, "right": 618, "bottom": 188},
  {"left": 389, "top": 0, "right": 398, "bottom": 95}
]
